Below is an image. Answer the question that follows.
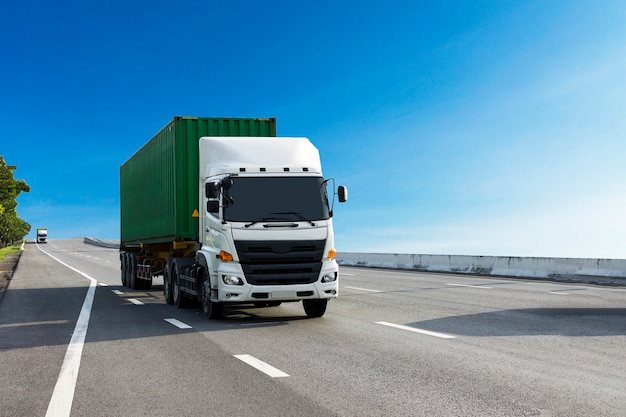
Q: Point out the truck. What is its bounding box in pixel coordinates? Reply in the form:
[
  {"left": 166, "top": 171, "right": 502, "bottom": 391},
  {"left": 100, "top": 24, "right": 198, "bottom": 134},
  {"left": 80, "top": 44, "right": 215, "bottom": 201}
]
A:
[
  {"left": 36, "top": 228, "right": 47, "bottom": 243},
  {"left": 119, "top": 116, "right": 347, "bottom": 319}
]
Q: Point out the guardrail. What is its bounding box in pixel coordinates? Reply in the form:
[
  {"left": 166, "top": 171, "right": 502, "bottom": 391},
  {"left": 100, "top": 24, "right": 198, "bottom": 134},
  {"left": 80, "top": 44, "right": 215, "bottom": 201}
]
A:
[
  {"left": 83, "top": 237, "right": 119, "bottom": 249},
  {"left": 337, "top": 252, "right": 626, "bottom": 286}
]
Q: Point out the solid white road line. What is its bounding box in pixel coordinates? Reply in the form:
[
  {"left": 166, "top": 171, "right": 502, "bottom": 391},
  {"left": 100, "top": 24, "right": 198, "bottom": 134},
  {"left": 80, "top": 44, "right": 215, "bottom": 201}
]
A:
[
  {"left": 36, "top": 244, "right": 98, "bottom": 417},
  {"left": 549, "top": 291, "right": 569, "bottom": 295},
  {"left": 344, "top": 286, "right": 382, "bottom": 293},
  {"left": 376, "top": 321, "right": 457, "bottom": 339},
  {"left": 128, "top": 298, "right": 144, "bottom": 305},
  {"left": 234, "top": 354, "right": 290, "bottom": 378},
  {"left": 164, "top": 318, "right": 193, "bottom": 329},
  {"left": 446, "top": 283, "right": 493, "bottom": 289}
]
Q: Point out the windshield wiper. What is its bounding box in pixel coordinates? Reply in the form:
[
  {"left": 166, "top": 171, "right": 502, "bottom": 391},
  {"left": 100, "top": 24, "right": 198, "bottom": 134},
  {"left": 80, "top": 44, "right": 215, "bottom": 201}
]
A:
[
  {"left": 244, "top": 217, "right": 290, "bottom": 228},
  {"left": 271, "top": 212, "right": 316, "bottom": 226}
]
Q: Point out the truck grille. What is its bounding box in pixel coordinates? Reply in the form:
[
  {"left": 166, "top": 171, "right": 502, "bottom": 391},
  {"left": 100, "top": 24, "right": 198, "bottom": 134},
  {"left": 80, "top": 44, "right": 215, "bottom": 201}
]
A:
[{"left": 234, "top": 240, "right": 325, "bottom": 285}]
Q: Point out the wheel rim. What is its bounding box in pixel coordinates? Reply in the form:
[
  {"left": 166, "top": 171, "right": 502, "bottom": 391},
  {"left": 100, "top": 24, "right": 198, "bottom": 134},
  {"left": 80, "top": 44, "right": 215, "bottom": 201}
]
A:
[
  {"left": 172, "top": 267, "right": 180, "bottom": 304},
  {"left": 164, "top": 270, "right": 170, "bottom": 299},
  {"left": 163, "top": 265, "right": 173, "bottom": 304}
]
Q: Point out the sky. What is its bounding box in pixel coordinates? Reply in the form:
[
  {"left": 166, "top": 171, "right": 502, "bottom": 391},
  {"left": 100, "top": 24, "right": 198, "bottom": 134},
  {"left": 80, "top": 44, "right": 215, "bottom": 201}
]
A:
[{"left": 2, "top": 0, "right": 625, "bottom": 259}]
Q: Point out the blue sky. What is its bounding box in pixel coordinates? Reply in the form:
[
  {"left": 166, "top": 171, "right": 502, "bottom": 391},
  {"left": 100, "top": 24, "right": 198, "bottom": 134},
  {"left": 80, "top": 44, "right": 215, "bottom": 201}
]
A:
[{"left": 2, "top": 1, "right": 625, "bottom": 258}]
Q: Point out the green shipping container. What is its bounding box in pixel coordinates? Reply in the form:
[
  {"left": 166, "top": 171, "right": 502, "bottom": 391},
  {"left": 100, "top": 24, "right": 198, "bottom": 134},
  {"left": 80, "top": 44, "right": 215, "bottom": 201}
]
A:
[{"left": 120, "top": 116, "right": 277, "bottom": 245}]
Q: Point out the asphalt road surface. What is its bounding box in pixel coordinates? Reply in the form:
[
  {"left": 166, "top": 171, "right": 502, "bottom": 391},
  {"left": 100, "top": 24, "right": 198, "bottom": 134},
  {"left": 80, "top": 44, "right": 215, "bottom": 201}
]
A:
[{"left": 1, "top": 239, "right": 624, "bottom": 416}]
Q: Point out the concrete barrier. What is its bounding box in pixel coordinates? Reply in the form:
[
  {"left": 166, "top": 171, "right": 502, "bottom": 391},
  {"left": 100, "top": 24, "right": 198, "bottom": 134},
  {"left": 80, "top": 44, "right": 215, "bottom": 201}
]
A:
[
  {"left": 337, "top": 253, "right": 626, "bottom": 286},
  {"left": 80, "top": 237, "right": 626, "bottom": 286}
]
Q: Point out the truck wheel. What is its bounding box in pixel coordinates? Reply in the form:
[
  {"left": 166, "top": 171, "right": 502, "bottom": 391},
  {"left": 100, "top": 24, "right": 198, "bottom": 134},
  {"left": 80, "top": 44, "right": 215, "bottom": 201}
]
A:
[
  {"left": 172, "top": 265, "right": 187, "bottom": 308},
  {"left": 125, "top": 253, "right": 133, "bottom": 288},
  {"left": 201, "top": 280, "right": 222, "bottom": 319},
  {"left": 120, "top": 253, "right": 128, "bottom": 287},
  {"left": 129, "top": 254, "right": 141, "bottom": 290},
  {"left": 163, "top": 260, "right": 173, "bottom": 304},
  {"left": 303, "top": 299, "right": 328, "bottom": 318}
]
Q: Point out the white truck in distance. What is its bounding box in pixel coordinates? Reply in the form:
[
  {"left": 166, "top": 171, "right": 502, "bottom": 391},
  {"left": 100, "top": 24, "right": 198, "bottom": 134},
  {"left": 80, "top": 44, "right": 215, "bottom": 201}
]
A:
[{"left": 36, "top": 228, "right": 47, "bottom": 243}]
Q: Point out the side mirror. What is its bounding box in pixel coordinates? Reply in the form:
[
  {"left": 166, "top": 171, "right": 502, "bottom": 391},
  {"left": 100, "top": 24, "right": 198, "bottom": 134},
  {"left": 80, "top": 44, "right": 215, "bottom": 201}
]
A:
[
  {"left": 338, "top": 185, "right": 348, "bottom": 203},
  {"left": 207, "top": 200, "right": 219, "bottom": 213},
  {"left": 205, "top": 182, "right": 219, "bottom": 199},
  {"left": 221, "top": 177, "right": 233, "bottom": 190}
]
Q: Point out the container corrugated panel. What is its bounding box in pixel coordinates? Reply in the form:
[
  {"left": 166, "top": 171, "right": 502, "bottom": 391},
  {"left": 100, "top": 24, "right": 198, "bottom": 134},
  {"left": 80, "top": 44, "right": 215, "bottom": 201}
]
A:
[{"left": 121, "top": 116, "right": 277, "bottom": 245}]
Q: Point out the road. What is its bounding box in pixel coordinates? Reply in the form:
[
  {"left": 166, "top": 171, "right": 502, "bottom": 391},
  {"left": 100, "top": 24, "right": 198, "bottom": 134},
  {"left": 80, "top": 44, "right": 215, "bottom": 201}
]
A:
[{"left": 1, "top": 239, "right": 625, "bottom": 416}]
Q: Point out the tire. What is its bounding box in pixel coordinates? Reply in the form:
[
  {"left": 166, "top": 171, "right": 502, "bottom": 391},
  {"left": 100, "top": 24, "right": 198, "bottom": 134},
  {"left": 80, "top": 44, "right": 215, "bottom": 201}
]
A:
[
  {"left": 173, "top": 264, "right": 187, "bottom": 308},
  {"left": 125, "top": 253, "right": 133, "bottom": 288},
  {"left": 129, "top": 254, "right": 140, "bottom": 290},
  {"left": 120, "top": 253, "right": 127, "bottom": 287},
  {"left": 201, "top": 280, "right": 223, "bottom": 319},
  {"left": 303, "top": 299, "right": 328, "bottom": 318},
  {"left": 163, "top": 259, "right": 173, "bottom": 304}
]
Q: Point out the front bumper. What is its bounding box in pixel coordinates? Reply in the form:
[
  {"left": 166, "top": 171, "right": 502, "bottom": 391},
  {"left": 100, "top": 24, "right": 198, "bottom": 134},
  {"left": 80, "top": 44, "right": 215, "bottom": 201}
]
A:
[{"left": 215, "top": 259, "right": 339, "bottom": 303}]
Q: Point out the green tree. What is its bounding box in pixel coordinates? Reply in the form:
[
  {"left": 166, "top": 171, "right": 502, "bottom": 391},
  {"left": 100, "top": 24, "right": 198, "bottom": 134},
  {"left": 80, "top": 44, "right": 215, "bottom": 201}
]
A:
[{"left": 0, "top": 156, "right": 31, "bottom": 247}]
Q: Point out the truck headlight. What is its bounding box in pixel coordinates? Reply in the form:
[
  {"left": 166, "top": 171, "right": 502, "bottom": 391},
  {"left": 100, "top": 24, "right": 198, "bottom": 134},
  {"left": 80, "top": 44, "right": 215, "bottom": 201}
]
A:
[
  {"left": 222, "top": 275, "right": 243, "bottom": 286},
  {"left": 321, "top": 272, "right": 337, "bottom": 283}
]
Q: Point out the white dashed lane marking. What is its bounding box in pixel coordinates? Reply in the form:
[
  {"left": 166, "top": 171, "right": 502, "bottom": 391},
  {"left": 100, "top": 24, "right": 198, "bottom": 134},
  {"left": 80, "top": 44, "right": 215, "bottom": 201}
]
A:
[
  {"left": 234, "top": 354, "right": 289, "bottom": 378},
  {"left": 344, "top": 286, "right": 382, "bottom": 293},
  {"left": 446, "top": 283, "right": 493, "bottom": 289},
  {"left": 376, "top": 321, "right": 457, "bottom": 339},
  {"left": 164, "top": 318, "right": 192, "bottom": 329}
]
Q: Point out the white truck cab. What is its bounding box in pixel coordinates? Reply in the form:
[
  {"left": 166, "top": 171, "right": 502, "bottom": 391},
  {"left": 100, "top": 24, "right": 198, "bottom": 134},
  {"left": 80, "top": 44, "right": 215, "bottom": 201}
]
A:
[{"left": 196, "top": 137, "right": 347, "bottom": 318}]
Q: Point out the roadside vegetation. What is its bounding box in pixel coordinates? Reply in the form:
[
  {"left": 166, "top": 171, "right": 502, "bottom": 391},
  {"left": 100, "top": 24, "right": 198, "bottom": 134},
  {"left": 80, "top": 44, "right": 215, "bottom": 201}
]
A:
[
  {"left": 0, "top": 156, "right": 30, "bottom": 248},
  {"left": 0, "top": 243, "right": 22, "bottom": 261}
]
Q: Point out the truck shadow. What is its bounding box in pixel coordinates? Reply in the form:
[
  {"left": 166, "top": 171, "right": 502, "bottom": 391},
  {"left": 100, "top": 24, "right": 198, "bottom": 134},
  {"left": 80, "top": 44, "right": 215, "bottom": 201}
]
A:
[
  {"left": 407, "top": 308, "right": 626, "bottom": 337},
  {"left": 0, "top": 285, "right": 318, "bottom": 351},
  {"left": 222, "top": 306, "right": 311, "bottom": 322},
  {"left": 148, "top": 284, "right": 316, "bottom": 325}
]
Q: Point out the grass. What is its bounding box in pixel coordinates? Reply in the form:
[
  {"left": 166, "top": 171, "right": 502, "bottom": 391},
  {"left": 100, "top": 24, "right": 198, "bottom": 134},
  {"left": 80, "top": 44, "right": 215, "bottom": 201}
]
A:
[{"left": 0, "top": 243, "right": 22, "bottom": 261}]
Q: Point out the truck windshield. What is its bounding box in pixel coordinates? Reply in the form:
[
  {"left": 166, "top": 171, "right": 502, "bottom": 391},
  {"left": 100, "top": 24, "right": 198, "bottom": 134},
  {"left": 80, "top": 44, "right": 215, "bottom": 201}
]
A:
[{"left": 224, "top": 177, "right": 330, "bottom": 222}]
